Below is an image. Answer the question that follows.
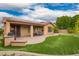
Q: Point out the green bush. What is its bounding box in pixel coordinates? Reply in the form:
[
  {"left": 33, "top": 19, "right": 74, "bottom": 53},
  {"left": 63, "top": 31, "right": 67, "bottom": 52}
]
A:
[
  {"left": 0, "top": 28, "right": 3, "bottom": 36},
  {"left": 53, "top": 24, "right": 59, "bottom": 33},
  {"left": 67, "top": 28, "right": 74, "bottom": 33},
  {"left": 53, "top": 28, "right": 59, "bottom": 33}
]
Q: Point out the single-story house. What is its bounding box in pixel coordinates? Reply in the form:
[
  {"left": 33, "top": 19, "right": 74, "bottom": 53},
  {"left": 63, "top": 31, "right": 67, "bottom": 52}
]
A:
[{"left": 2, "top": 17, "right": 53, "bottom": 46}]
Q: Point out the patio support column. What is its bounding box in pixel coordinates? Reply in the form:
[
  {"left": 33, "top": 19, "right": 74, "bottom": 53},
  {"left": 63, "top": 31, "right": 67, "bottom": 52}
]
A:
[
  {"left": 44, "top": 26, "right": 48, "bottom": 35},
  {"left": 30, "top": 25, "right": 33, "bottom": 37},
  {"left": 14, "top": 26, "right": 17, "bottom": 40},
  {"left": 5, "top": 21, "right": 10, "bottom": 36}
]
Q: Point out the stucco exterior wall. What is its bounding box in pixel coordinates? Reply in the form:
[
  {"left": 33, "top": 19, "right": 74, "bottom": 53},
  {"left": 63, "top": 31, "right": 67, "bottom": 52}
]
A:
[
  {"left": 44, "top": 26, "right": 48, "bottom": 35},
  {"left": 4, "top": 21, "right": 10, "bottom": 37},
  {"left": 4, "top": 37, "right": 14, "bottom": 46},
  {"left": 44, "top": 24, "right": 53, "bottom": 35},
  {"left": 30, "top": 25, "right": 33, "bottom": 37},
  {"left": 20, "top": 25, "right": 30, "bottom": 37},
  {"left": 47, "top": 24, "right": 53, "bottom": 28},
  {"left": 11, "top": 42, "right": 26, "bottom": 46}
]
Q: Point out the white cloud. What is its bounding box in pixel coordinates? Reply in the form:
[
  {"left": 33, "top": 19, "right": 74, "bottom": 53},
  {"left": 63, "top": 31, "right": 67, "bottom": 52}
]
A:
[
  {"left": 19, "top": 15, "right": 45, "bottom": 22},
  {"left": 1, "top": 4, "right": 79, "bottom": 23},
  {"left": 22, "top": 6, "right": 79, "bottom": 23},
  {"left": 22, "top": 9, "right": 31, "bottom": 13},
  {"left": 51, "top": 10, "right": 79, "bottom": 17},
  {"left": 29, "top": 7, "right": 53, "bottom": 18},
  {"left": 0, "top": 12, "right": 15, "bottom": 27},
  {"left": 28, "top": 7, "right": 53, "bottom": 18},
  {"left": 7, "top": 3, "right": 35, "bottom": 8},
  {"left": 22, "top": 8, "right": 33, "bottom": 14},
  {"left": 0, "top": 12, "right": 45, "bottom": 22},
  {"left": 0, "top": 12, "right": 15, "bottom": 17},
  {"left": 28, "top": 7, "right": 79, "bottom": 19}
]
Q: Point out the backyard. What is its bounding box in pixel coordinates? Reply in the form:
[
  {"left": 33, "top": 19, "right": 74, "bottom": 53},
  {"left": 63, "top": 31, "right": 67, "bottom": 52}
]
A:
[
  {"left": 0, "top": 34, "right": 79, "bottom": 55},
  {"left": 1, "top": 14, "right": 79, "bottom": 55}
]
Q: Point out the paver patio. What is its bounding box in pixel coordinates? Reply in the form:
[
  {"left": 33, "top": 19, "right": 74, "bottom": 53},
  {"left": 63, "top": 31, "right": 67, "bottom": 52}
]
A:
[{"left": 13, "top": 33, "right": 60, "bottom": 44}]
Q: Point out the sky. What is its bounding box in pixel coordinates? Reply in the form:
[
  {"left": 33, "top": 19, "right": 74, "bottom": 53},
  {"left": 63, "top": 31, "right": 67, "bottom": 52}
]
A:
[{"left": 0, "top": 3, "right": 79, "bottom": 23}]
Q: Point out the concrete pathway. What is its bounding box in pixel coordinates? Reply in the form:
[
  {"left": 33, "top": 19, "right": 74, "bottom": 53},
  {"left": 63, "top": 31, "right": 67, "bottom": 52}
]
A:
[{"left": 0, "top": 51, "right": 49, "bottom": 56}]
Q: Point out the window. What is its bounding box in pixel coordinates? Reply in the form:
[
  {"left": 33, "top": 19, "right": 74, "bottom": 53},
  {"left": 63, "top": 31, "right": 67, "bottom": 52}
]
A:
[{"left": 48, "top": 27, "right": 52, "bottom": 32}]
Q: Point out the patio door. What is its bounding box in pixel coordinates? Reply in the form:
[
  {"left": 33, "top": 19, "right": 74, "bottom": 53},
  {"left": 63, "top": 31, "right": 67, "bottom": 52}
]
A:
[
  {"left": 16, "top": 25, "right": 21, "bottom": 37},
  {"left": 10, "top": 24, "right": 21, "bottom": 37}
]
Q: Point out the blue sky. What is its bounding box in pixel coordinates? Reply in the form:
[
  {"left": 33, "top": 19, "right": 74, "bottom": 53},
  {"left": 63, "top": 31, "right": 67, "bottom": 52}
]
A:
[
  {"left": 0, "top": 3, "right": 79, "bottom": 22},
  {"left": 43, "top": 3, "right": 79, "bottom": 10},
  {"left": 0, "top": 3, "right": 79, "bottom": 16}
]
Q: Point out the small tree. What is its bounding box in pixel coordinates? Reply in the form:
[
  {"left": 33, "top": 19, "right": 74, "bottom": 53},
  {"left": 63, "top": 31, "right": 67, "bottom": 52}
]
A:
[
  {"left": 56, "top": 16, "right": 71, "bottom": 29},
  {"left": 70, "top": 14, "right": 79, "bottom": 29}
]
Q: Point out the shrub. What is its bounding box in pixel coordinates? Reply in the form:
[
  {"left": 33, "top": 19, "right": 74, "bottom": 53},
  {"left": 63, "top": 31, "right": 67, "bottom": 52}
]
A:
[
  {"left": 53, "top": 24, "right": 59, "bottom": 33},
  {"left": 67, "top": 28, "right": 74, "bottom": 33},
  {"left": 53, "top": 28, "right": 59, "bottom": 33},
  {"left": 0, "top": 28, "right": 3, "bottom": 36}
]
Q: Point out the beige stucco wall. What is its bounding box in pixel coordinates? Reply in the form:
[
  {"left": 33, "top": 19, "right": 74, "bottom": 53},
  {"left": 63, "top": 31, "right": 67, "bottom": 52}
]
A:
[
  {"left": 4, "top": 21, "right": 10, "bottom": 37},
  {"left": 20, "top": 25, "right": 30, "bottom": 37},
  {"left": 30, "top": 25, "right": 33, "bottom": 37},
  {"left": 44, "top": 26, "right": 48, "bottom": 35},
  {"left": 44, "top": 24, "right": 53, "bottom": 35},
  {"left": 4, "top": 37, "right": 27, "bottom": 46},
  {"left": 4, "top": 37, "right": 14, "bottom": 46},
  {"left": 47, "top": 24, "right": 53, "bottom": 28},
  {"left": 11, "top": 42, "right": 26, "bottom": 46}
]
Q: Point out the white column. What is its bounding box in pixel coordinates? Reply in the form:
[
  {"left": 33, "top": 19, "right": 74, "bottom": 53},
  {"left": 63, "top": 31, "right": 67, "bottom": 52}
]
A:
[{"left": 30, "top": 25, "right": 33, "bottom": 37}]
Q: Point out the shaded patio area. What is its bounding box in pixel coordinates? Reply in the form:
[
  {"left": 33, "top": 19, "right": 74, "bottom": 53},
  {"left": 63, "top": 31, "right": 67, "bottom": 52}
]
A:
[
  {"left": 15, "top": 35, "right": 47, "bottom": 44},
  {"left": 4, "top": 33, "right": 54, "bottom": 46},
  {"left": 3, "top": 17, "right": 53, "bottom": 46}
]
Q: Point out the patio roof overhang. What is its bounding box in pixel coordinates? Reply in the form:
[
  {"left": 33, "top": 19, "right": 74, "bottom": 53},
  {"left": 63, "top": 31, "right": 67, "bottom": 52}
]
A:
[{"left": 3, "top": 17, "right": 49, "bottom": 26}]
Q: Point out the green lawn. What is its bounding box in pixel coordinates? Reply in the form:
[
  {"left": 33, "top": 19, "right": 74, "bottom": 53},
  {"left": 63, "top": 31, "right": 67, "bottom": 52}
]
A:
[{"left": 0, "top": 35, "right": 79, "bottom": 55}]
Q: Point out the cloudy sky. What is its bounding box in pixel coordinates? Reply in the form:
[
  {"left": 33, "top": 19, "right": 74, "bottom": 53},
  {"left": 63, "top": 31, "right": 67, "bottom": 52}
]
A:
[{"left": 0, "top": 3, "right": 79, "bottom": 23}]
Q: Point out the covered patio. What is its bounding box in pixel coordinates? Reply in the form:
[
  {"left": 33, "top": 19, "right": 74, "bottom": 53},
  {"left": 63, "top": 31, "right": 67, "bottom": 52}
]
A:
[
  {"left": 3, "top": 18, "right": 48, "bottom": 38},
  {"left": 10, "top": 24, "right": 44, "bottom": 38},
  {"left": 3, "top": 17, "right": 53, "bottom": 46}
]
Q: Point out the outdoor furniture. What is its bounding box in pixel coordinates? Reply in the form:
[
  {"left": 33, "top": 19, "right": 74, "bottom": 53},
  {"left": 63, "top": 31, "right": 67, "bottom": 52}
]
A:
[{"left": 34, "top": 31, "right": 43, "bottom": 36}]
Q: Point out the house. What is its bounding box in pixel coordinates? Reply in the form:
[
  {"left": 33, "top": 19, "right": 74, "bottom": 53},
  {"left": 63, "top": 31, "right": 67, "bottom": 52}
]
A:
[{"left": 2, "top": 17, "right": 53, "bottom": 46}]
